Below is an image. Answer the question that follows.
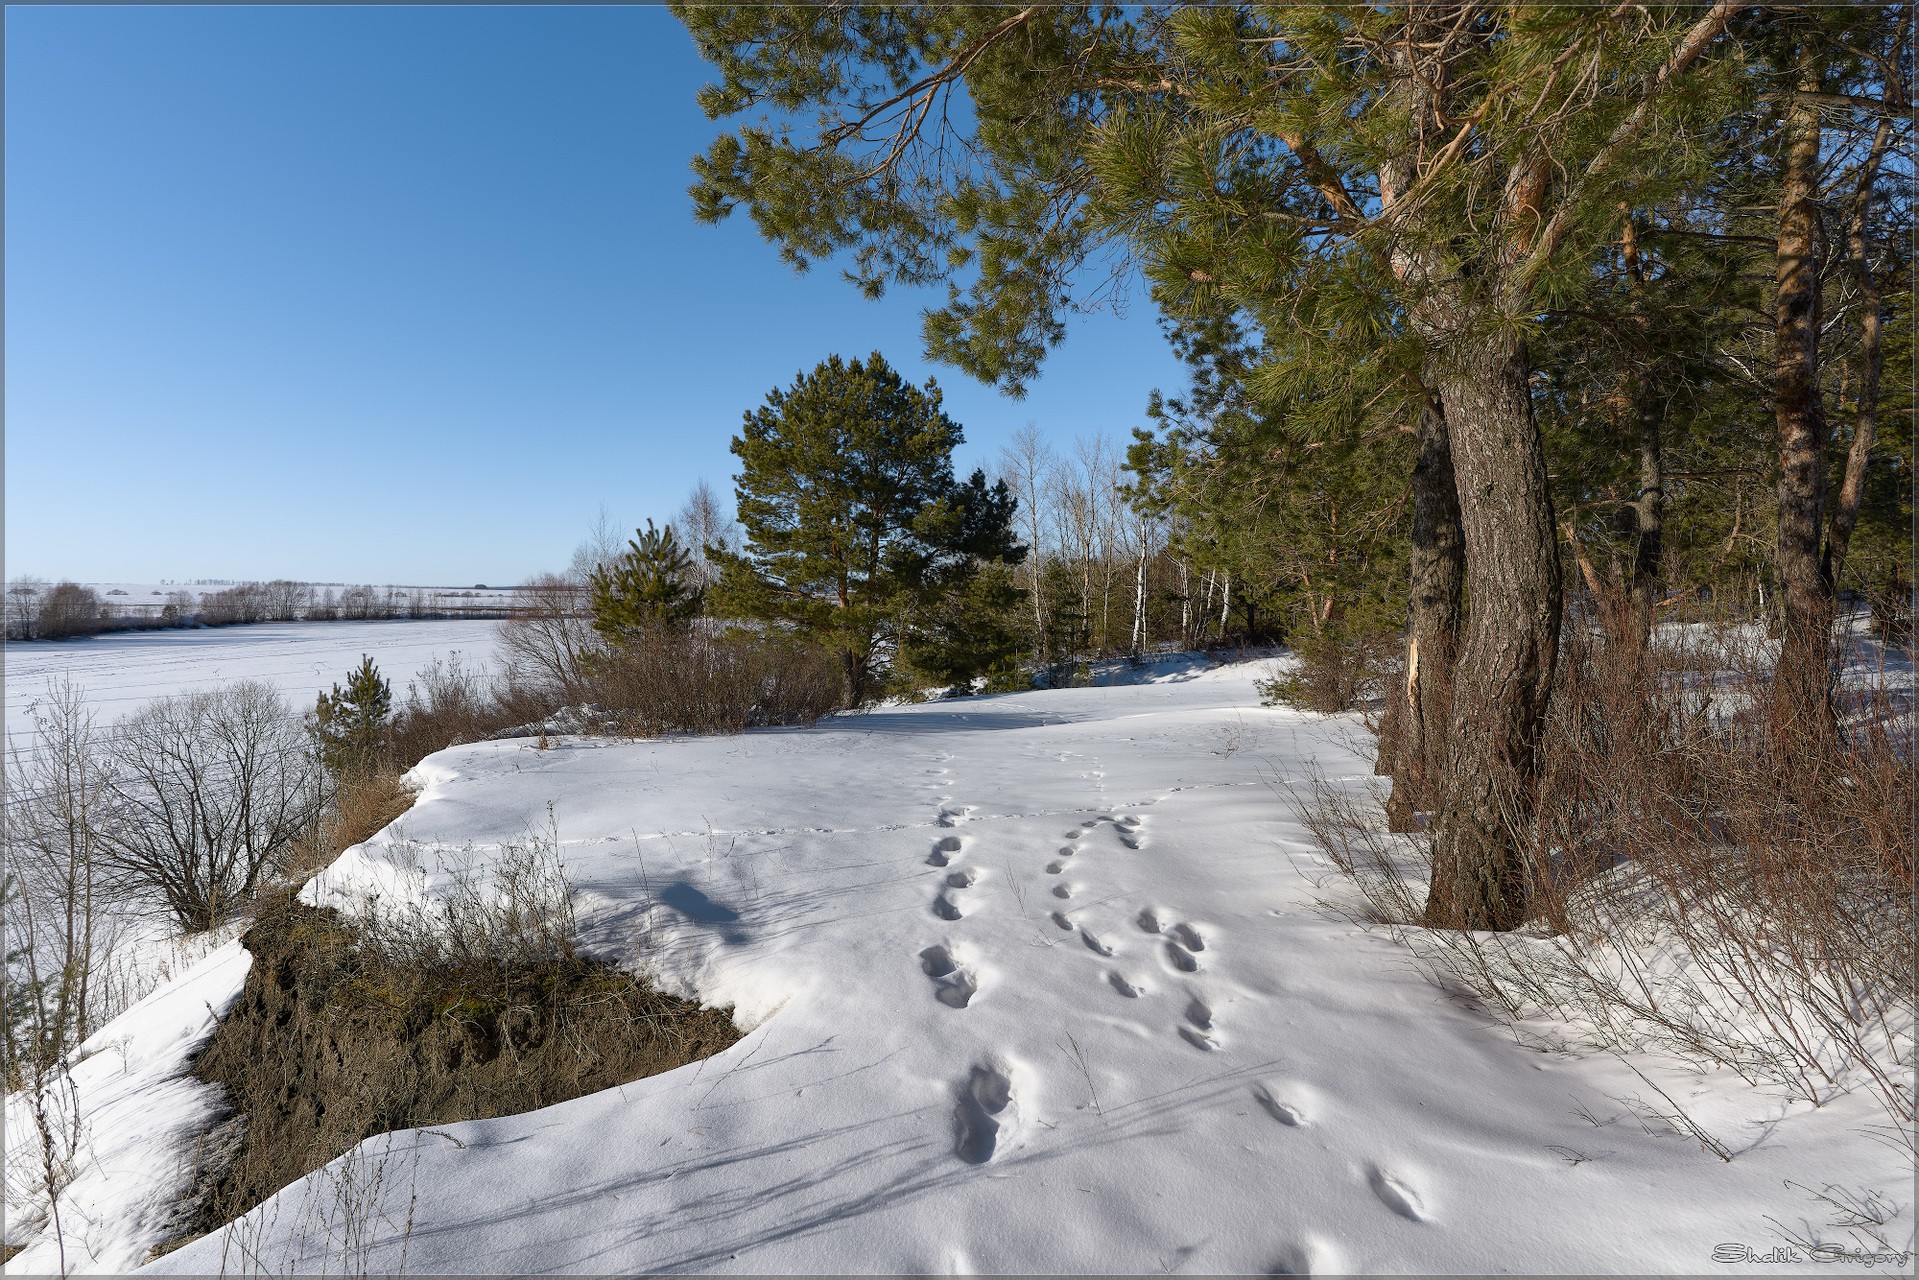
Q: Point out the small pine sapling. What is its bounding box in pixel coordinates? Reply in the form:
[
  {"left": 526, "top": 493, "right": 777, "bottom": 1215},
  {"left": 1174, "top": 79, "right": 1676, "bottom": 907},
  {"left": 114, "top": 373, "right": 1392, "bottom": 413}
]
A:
[
  {"left": 314, "top": 656, "right": 393, "bottom": 780},
  {"left": 589, "top": 521, "right": 705, "bottom": 643}
]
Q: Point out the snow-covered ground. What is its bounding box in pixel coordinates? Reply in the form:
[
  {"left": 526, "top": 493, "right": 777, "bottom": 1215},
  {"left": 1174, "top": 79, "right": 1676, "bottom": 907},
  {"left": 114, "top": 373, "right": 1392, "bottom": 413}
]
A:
[
  {"left": 3, "top": 619, "right": 502, "bottom": 759},
  {"left": 8, "top": 656, "right": 1910, "bottom": 1274}
]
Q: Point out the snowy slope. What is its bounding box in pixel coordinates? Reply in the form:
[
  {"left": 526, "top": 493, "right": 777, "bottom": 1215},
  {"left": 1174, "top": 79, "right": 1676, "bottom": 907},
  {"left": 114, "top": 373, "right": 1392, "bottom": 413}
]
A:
[{"left": 14, "top": 658, "right": 1907, "bottom": 1274}]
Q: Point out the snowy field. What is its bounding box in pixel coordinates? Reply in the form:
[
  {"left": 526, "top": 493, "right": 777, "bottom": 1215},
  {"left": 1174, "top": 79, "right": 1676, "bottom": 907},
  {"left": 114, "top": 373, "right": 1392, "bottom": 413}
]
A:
[
  {"left": 3, "top": 620, "right": 503, "bottom": 759},
  {"left": 12, "top": 657, "right": 1906, "bottom": 1275}
]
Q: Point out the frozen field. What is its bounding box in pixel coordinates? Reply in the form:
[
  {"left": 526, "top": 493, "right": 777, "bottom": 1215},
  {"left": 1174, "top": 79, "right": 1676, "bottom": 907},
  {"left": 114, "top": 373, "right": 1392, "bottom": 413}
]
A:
[
  {"left": 4, "top": 619, "right": 503, "bottom": 757},
  {"left": 10, "top": 657, "right": 1904, "bottom": 1275}
]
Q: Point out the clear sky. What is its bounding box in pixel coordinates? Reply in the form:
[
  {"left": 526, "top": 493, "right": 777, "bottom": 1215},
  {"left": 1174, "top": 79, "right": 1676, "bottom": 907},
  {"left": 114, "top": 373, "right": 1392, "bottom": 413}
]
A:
[{"left": 4, "top": 6, "right": 1185, "bottom": 586}]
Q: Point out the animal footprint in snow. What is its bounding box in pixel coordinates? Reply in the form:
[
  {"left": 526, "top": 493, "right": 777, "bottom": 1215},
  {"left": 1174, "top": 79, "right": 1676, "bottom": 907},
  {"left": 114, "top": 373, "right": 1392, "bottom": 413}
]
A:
[
  {"left": 1169, "top": 922, "right": 1206, "bottom": 952},
  {"left": 1254, "top": 1083, "right": 1306, "bottom": 1126},
  {"left": 938, "top": 806, "right": 974, "bottom": 828},
  {"left": 1051, "top": 882, "right": 1074, "bottom": 899},
  {"left": 1061, "top": 829, "right": 1084, "bottom": 840},
  {"left": 928, "top": 835, "right": 963, "bottom": 866},
  {"left": 1045, "top": 860, "right": 1067, "bottom": 875},
  {"left": 1184, "top": 996, "right": 1213, "bottom": 1030},
  {"left": 1080, "top": 928, "right": 1113, "bottom": 956},
  {"left": 945, "top": 868, "right": 978, "bottom": 888},
  {"left": 1179, "top": 1025, "right": 1219, "bottom": 1051},
  {"left": 1367, "top": 1167, "right": 1427, "bottom": 1221},
  {"left": 1164, "top": 941, "right": 1200, "bottom": 973},
  {"left": 1049, "top": 911, "right": 1074, "bottom": 931},
  {"left": 918, "top": 945, "right": 978, "bottom": 1009},
  {"left": 1055, "top": 846, "right": 1077, "bottom": 858},
  {"left": 932, "top": 891, "right": 964, "bottom": 920},
  {"left": 1107, "top": 971, "right": 1142, "bottom": 998},
  {"left": 1136, "top": 908, "right": 1162, "bottom": 934},
  {"left": 955, "top": 1062, "right": 1015, "bottom": 1164}
]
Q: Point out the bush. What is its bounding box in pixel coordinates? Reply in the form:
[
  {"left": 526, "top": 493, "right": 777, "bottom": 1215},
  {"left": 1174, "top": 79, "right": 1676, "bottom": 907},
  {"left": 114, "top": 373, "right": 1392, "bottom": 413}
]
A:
[
  {"left": 497, "top": 575, "right": 598, "bottom": 701},
  {"left": 1258, "top": 628, "right": 1396, "bottom": 714},
  {"left": 387, "top": 654, "right": 525, "bottom": 770},
  {"left": 36, "top": 583, "right": 106, "bottom": 640},
  {"left": 585, "top": 624, "right": 843, "bottom": 736}
]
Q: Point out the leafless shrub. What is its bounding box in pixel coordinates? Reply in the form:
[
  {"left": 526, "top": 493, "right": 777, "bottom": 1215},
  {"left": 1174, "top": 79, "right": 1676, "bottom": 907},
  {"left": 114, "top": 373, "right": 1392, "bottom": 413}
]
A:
[
  {"left": 386, "top": 655, "right": 526, "bottom": 770},
  {"left": 198, "top": 584, "right": 270, "bottom": 627},
  {"left": 35, "top": 584, "right": 107, "bottom": 641},
  {"left": 97, "top": 683, "right": 325, "bottom": 932},
  {"left": 1300, "top": 620, "right": 1915, "bottom": 1144},
  {"left": 496, "top": 574, "right": 597, "bottom": 701},
  {"left": 586, "top": 625, "right": 843, "bottom": 736},
  {"left": 3, "top": 680, "right": 114, "bottom": 1074},
  {"left": 6, "top": 576, "right": 49, "bottom": 640}
]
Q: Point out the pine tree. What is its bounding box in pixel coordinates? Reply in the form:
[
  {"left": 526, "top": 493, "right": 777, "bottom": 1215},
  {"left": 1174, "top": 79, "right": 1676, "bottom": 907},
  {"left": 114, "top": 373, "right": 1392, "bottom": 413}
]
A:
[
  {"left": 313, "top": 655, "right": 392, "bottom": 779},
  {"left": 710, "top": 352, "right": 1023, "bottom": 703},
  {"left": 589, "top": 521, "right": 705, "bottom": 643}
]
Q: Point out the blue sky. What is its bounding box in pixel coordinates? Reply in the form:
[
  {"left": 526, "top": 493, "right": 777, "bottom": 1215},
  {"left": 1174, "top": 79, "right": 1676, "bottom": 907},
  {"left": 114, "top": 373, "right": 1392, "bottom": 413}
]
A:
[{"left": 4, "top": 6, "right": 1185, "bottom": 586}]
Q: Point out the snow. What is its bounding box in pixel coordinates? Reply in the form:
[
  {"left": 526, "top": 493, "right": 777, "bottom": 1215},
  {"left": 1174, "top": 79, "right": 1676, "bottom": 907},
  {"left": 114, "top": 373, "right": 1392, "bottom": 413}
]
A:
[
  {"left": 10, "top": 658, "right": 1910, "bottom": 1273},
  {"left": 3, "top": 619, "right": 502, "bottom": 759},
  {"left": 4, "top": 940, "right": 250, "bottom": 1272}
]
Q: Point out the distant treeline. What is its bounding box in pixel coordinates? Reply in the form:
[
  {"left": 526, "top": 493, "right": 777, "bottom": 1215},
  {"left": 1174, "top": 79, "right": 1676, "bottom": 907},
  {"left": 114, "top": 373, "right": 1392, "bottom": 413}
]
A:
[{"left": 2, "top": 579, "right": 523, "bottom": 641}]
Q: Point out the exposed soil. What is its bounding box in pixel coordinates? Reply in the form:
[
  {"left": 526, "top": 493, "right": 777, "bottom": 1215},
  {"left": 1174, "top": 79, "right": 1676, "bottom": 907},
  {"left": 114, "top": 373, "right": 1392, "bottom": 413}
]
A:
[{"left": 161, "top": 896, "right": 739, "bottom": 1256}]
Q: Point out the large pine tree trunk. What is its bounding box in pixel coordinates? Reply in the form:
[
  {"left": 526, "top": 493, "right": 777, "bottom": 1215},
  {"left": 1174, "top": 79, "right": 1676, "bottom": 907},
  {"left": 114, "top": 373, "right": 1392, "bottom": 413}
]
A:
[
  {"left": 1386, "top": 393, "right": 1464, "bottom": 832},
  {"left": 1422, "top": 325, "right": 1562, "bottom": 931},
  {"left": 1771, "top": 78, "right": 1834, "bottom": 731}
]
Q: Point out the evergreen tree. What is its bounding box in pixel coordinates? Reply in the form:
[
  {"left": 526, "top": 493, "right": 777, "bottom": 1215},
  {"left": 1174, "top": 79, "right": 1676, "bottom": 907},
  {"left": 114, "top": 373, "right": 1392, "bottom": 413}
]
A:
[
  {"left": 313, "top": 655, "right": 392, "bottom": 779},
  {"left": 589, "top": 520, "right": 705, "bottom": 642},
  {"left": 710, "top": 352, "right": 1024, "bottom": 702}
]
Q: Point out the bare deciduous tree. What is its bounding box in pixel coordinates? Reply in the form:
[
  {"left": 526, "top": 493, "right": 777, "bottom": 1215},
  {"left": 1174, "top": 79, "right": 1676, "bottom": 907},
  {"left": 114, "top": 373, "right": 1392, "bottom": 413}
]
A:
[{"left": 97, "top": 683, "right": 323, "bottom": 932}]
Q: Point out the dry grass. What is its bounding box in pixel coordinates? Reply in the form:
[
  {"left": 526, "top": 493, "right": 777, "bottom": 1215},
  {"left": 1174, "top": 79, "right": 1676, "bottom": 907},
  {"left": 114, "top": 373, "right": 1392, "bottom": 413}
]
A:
[
  {"left": 1299, "top": 620, "right": 1915, "bottom": 1148},
  {"left": 164, "top": 836, "right": 739, "bottom": 1257},
  {"left": 278, "top": 770, "right": 419, "bottom": 884}
]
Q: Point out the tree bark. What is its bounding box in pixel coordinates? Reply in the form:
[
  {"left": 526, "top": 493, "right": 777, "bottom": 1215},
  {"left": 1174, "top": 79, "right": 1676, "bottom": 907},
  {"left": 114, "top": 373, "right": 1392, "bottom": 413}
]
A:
[
  {"left": 1386, "top": 393, "right": 1464, "bottom": 832},
  {"left": 1771, "top": 74, "right": 1835, "bottom": 731},
  {"left": 1821, "top": 116, "right": 1893, "bottom": 590},
  {"left": 1621, "top": 216, "right": 1664, "bottom": 650},
  {"left": 1422, "top": 325, "right": 1562, "bottom": 931}
]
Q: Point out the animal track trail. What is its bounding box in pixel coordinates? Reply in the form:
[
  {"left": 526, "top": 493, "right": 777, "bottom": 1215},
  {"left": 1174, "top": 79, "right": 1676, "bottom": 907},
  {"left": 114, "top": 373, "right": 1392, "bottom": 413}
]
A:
[
  {"left": 1367, "top": 1167, "right": 1427, "bottom": 1222},
  {"left": 918, "top": 945, "right": 978, "bottom": 1009},
  {"left": 927, "top": 835, "right": 963, "bottom": 867},
  {"left": 954, "top": 1063, "right": 1016, "bottom": 1164}
]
